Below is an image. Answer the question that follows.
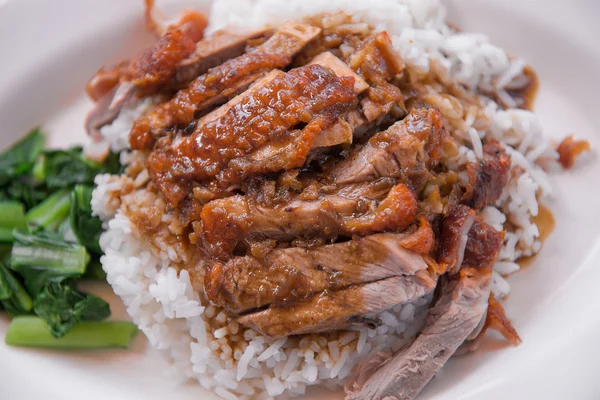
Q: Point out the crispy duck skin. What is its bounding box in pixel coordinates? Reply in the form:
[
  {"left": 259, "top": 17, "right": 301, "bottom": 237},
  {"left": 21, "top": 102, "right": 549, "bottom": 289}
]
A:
[
  {"left": 130, "top": 22, "right": 322, "bottom": 150},
  {"left": 147, "top": 63, "right": 357, "bottom": 206}
]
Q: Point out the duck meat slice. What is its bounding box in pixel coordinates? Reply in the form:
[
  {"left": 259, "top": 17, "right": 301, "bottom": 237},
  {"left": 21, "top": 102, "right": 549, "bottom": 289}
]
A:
[
  {"left": 237, "top": 272, "right": 436, "bottom": 338},
  {"left": 205, "top": 223, "right": 435, "bottom": 315},
  {"left": 147, "top": 63, "right": 357, "bottom": 206},
  {"left": 130, "top": 22, "right": 322, "bottom": 150},
  {"left": 199, "top": 180, "right": 416, "bottom": 258},
  {"left": 333, "top": 107, "right": 443, "bottom": 191},
  {"left": 345, "top": 213, "right": 504, "bottom": 400},
  {"left": 462, "top": 139, "right": 511, "bottom": 210},
  {"left": 85, "top": 29, "right": 271, "bottom": 138}
]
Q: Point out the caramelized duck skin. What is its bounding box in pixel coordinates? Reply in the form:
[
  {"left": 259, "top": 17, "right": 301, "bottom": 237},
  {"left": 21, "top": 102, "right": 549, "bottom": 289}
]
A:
[
  {"left": 147, "top": 63, "right": 357, "bottom": 206},
  {"left": 130, "top": 22, "right": 322, "bottom": 150},
  {"left": 557, "top": 135, "right": 591, "bottom": 169}
]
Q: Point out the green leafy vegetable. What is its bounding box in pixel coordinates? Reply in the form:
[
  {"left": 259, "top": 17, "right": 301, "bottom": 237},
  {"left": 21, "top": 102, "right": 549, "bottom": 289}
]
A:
[
  {"left": 83, "top": 259, "right": 107, "bottom": 281},
  {"left": 10, "top": 229, "right": 90, "bottom": 295},
  {"left": 0, "top": 129, "right": 44, "bottom": 187},
  {"left": 33, "top": 280, "right": 110, "bottom": 337},
  {"left": 26, "top": 189, "right": 71, "bottom": 230},
  {"left": 69, "top": 185, "right": 102, "bottom": 254},
  {"left": 0, "top": 261, "right": 32, "bottom": 313},
  {"left": 0, "top": 181, "right": 49, "bottom": 210},
  {"left": 5, "top": 316, "right": 138, "bottom": 349},
  {"left": 43, "top": 148, "right": 102, "bottom": 189},
  {"left": 0, "top": 264, "right": 14, "bottom": 300},
  {"left": 0, "top": 128, "right": 126, "bottom": 348},
  {"left": 0, "top": 201, "right": 27, "bottom": 243}
]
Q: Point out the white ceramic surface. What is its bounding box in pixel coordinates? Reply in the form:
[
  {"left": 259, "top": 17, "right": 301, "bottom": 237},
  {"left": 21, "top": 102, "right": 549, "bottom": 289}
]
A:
[{"left": 1, "top": 0, "right": 599, "bottom": 399}]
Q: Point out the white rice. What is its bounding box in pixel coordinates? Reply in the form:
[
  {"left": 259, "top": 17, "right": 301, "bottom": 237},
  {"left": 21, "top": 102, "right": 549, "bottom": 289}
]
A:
[{"left": 90, "top": 0, "right": 564, "bottom": 398}]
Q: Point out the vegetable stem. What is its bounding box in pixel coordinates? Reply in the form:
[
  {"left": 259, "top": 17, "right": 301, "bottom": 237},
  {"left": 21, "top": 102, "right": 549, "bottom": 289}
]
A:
[
  {"left": 0, "top": 201, "right": 27, "bottom": 243},
  {"left": 26, "top": 189, "right": 71, "bottom": 230},
  {"left": 0, "top": 263, "right": 32, "bottom": 312},
  {"left": 5, "top": 316, "right": 138, "bottom": 349}
]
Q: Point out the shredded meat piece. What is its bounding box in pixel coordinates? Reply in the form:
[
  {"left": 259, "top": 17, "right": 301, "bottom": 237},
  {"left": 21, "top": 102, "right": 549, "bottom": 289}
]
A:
[
  {"left": 557, "top": 135, "right": 591, "bottom": 169},
  {"left": 462, "top": 139, "right": 511, "bottom": 210},
  {"left": 397, "top": 215, "right": 435, "bottom": 254},
  {"left": 130, "top": 22, "right": 322, "bottom": 150},
  {"left": 147, "top": 63, "right": 357, "bottom": 206}
]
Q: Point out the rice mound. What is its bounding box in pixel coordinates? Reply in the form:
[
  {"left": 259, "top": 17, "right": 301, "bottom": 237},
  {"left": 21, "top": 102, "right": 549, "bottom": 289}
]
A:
[{"left": 91, "top": 0, "right": 559, "bottom": 398}]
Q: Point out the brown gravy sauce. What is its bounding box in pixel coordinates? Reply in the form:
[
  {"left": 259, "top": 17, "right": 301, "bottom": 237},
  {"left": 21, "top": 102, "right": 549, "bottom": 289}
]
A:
[{"left": 516, "top": 204, "right": 555, "bottom": 269}]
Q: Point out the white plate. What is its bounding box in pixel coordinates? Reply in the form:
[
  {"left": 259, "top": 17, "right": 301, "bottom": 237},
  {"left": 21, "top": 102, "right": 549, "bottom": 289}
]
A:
[{"left": 1, "top": 0, "right": 600, "bottom": 399}]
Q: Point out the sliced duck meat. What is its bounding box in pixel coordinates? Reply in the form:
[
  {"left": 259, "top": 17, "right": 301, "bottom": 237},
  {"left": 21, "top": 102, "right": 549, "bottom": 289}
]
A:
[
  {"left": 86, "top": 61, "right": 129, "bottom": 102},
  {"left": 333, "top": 107, "right": 443, "bottom": 190},
  {"left": 345, "top": 268, "right": 491, "bottom": 400},
  {"left": 438, "top": 205, "right": 476, "bottom": 275},
  {"left": 130, "top": 22, "right": 323, "bottom": 150},
  {"left": 311, "top": 34, "right": 406, "bottom": 149},
  {"left": 199, "top": 181, "right": 416, "bottom": 258},
  {"left": 204, "top": 228, "right": 434, "bottom": 315},
  {"left": 462, "top": 139, "right": 511, "bottom": 210},
  {"left": 238, "top": 272, "right": 437, "bottom": 338},
  {"left": 86, "top": 26, "right": 196, "bottom": 138},
  {"left": 173, "top": 28, "right": 272, "bottom": 86},
  {"left": 226, "top": 53, "right": 368, "bottom": 174},
  {"left": 148, "top": 63, "right": 357, "bottom": 206},
  {"left": 85, "top": 82, "right": 137, "bottom": 141},
  {"left": 345, "top": 210, "right": 504, "bottom": 400}
]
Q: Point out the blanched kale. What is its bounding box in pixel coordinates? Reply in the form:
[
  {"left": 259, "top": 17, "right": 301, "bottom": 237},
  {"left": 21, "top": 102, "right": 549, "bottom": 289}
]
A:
[
  {"left": 33, "top": 280, "right": 110, "bottom": 338},
  {"left": 0, "top": 129, "right": 44, "bottom": 187},
  {"left": 69, "top": 185, "right": 102, "bottom": 254}
]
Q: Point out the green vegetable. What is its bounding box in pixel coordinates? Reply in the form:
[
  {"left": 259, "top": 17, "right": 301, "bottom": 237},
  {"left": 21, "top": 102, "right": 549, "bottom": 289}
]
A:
[
  {"left": 0, "top": 201, "right": 27, "bottom": 243},
  {"left": 5, "top": 316, "right": 138, "bottom": 349},
  {"left": 0, "top": 128, "right": 125, "bottom": 349},
  {"left": 31, "top": 154, "right": 47, "bottom": 184},
  {"left": 10, "top": 229, "right": 90, "bottom": 295},
  {"left": 0, "top": 264, "right": 14, "bottom": 300},
  {"left": 0, "top": 262, "right": 32, "bottom": 313},
  {"left": 69, "top": 185, "right": 102, "bottom": 254},
  {"left": 43, "top": 148, "right": 101, "bottom": 189},
  {"left": 0, "top": 129, "right": 44, "bottom": 186},
  {"left": 0, "top": 180, "right": 49, "bottom": 210},
  {"left": 26, "top": 189, "right": 71, "bottom": 230},
  {"left": 33, "top": 280, "right": 110, "bottom": 337},
  {"left": 83, "top": 259, "right": 107, "bottom": 281}
]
